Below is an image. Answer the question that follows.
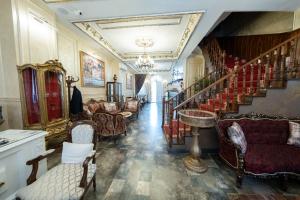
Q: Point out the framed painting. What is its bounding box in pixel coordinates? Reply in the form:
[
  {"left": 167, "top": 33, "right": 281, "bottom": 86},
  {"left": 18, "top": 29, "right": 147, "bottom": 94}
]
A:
[
  {"left": 126, "top": 73, "right": 133, "bottom": 89},
  {"left": 80, "top": 51, "right": 105, "bottom": 87}
]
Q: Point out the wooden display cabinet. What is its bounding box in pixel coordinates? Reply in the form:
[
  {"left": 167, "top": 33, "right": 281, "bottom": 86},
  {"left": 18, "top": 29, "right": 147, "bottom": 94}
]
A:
[
  {"left": 106, "top": 81, "right": 123, "bottom": 105},
  {"left": 17, "top": 60, "right": 68, "bottom": 147}
]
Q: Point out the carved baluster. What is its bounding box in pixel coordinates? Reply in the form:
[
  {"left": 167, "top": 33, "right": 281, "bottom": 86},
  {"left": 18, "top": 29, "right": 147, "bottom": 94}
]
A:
[
  {"left": 273, "top": 49, "right": 279, "bottom": 83},
  {"left": 211, "top": 88, "right": 215, "bottom": 112},
  {"left": 256, "top": 59, "right": 262, "bottom": 95},
  {"left": 219, "top": 79, "right": 224, "bottom": 114},
  {"left": 222, "top": 50, "right": 226, "bottom": 77},
  {"left": 280, "top": 44, "right": 287, "bottom": 86},
  {"left": 162, "top": 97, "right": 165, "bottom": 127},
  {"left": 225, "top": 77, "right": 230, "bottom": 111},
  {"left": 249, "top": 63, "right": 254, "bottom": 95},
  {"left": 295, "top": 37, "right": 300, "bottom": 78},
  {"left": 289, "top": 39, "right": 297, "bottom": 79},
  {"left": 233, "top": 65, "right": 239, "bottom": 111},
  {"left": 176, "top": 111, "right": 179, "bottom": 144},
  {"left": 169, "top": 100, "right": 173, "bottom": 148},
  {"left": 265, "top": 55, "right": 271, "bottom": 88},
  {"left": 241, "top": 65, "right": 246, "bottom": 103}
]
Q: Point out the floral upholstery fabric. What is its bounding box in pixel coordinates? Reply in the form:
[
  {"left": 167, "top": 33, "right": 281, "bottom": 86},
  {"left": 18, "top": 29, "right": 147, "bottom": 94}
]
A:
[
  {"left": 83, "top": 105, "right": 92, "bottom": 115},
  {"left": 115, "top": 114, "right": 126, "bottom": 135},
  {"left": 16, "top": 163, "right": 96, "bottom": 200},
  {"left": 127, "top": 101, "right": 138, "bottom": 110},
  {"left": 88, "top": 103, "right": 100, "bottom": 113},
  {"left": 71, "top": 124, "right": 94, "bottom": 144},
  {"left": 103, "top": 102, "right": 117, "bottom": 112},
  {"left": 93, "top": 113, "right": 115, "bottom": 137},
  {"left": 245, "top": 144, "right": 300, "bottom": 174},
  {"left": 287, "top": 121, "right": 300, "bottom": 147},
  {"left": 227, "top": 122, "right": 247, "bottom": 154}
]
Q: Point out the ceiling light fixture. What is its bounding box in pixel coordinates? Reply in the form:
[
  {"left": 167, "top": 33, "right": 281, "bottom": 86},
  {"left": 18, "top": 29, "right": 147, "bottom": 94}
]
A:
[{"left": 135, "top": 38, "right": 155, "bottom": 72}]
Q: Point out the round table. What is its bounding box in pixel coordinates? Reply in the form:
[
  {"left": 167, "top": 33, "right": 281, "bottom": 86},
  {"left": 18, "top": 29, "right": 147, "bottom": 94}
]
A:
[
  {"left": 178, "top": 109, "right": 216, "bottom": 173},
  {"left": 119, "top": 111, "right": 132, "bottom": 118}
]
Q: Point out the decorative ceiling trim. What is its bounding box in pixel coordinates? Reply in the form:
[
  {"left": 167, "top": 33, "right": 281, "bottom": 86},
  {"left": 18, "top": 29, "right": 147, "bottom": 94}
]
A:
[
  {"left": 73, "top": 11, "right": 203, "bottom": 62},
  {"left": 96, "top": 16, "right": 182, "bottom": 30},
  {"left": 126, "top": 59, "right": 176, "bottom": 73},
  {"left": 43, "top": 0, "right": 77, "bottom": 3}
]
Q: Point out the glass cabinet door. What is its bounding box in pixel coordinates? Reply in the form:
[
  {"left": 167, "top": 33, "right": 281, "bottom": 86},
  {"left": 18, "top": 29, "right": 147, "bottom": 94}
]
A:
[
  {"left": 22, "top": 68, "right": 41, "bottom": 125},
  {"left": 44, "top": 71, "right": 64, "bottom": 122}
]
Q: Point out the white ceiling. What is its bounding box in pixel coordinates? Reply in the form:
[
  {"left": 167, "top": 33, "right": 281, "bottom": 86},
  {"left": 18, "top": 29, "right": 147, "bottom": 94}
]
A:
[{"left": 44, "top": 0, "right": 300, "bottom": 73}]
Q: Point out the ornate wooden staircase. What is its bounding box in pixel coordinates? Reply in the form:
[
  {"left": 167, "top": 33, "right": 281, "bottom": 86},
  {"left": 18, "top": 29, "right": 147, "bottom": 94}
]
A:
[{"left": 162, "top": 33, "right": 300, "bottom": 148}]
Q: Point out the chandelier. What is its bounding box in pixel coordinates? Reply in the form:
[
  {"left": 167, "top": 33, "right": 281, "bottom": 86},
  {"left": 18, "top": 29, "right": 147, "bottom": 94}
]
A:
[{"left": 135, "top": 38, "right": 155, "bottom": 71}]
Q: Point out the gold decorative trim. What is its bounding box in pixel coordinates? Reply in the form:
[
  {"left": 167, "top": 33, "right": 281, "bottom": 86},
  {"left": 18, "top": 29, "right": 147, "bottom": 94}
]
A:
[
  {"left": 43, "top": 0, "right": 76, "bottom": 3},
  {"left": 96, "top": 16, "right": 182, "bottom": 30},
  {"left": 73, "top": 12, "right": 203, "bottom": 62}
]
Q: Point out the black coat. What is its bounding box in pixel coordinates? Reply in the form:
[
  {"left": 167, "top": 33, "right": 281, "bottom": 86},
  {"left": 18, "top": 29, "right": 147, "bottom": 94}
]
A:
[{"left": 70, "top": 86, "right": 83, "bottom": 114}]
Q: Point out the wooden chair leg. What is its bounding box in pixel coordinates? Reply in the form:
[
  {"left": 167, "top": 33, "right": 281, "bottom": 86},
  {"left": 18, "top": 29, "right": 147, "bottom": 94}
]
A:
[
  {"left": 236, "top": 174, "right": 243, "bottom": 188},
  {"left": 93, "top": 175, "right": 96, "bottom": 192},
  {"left": 280, "top": 174, "right": 288, "bottom": 191}
]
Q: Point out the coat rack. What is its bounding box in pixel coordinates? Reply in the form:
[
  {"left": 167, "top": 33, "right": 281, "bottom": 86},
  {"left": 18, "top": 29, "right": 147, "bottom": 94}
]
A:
[{"left": 66, "top": 75, "right": 79, "bottom": 117}]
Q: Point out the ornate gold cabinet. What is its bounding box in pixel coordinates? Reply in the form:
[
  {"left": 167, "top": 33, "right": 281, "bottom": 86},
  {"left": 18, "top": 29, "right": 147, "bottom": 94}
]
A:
[{"left": 17, "top": 60, "right": 68, "bottom": 146}]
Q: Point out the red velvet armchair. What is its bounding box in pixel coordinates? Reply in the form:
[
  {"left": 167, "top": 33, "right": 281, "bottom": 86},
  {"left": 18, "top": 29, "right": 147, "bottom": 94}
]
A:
[{"left": 217, "top": 113, "right": 300, "bottom": 189}]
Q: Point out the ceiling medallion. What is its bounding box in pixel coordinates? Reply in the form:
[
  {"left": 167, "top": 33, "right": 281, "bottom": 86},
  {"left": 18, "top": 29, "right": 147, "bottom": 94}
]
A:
[
  {"left": 135, "top": 38, "right": 155, "bottom": 72},
  {"left": 135, "top": 37, "right": 154, "bottom": 48}
]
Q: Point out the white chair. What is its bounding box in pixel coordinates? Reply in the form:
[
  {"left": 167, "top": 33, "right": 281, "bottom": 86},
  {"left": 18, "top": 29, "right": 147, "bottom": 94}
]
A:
[{"left": 16, "top": 120, "right": 97, "bottom": 200}]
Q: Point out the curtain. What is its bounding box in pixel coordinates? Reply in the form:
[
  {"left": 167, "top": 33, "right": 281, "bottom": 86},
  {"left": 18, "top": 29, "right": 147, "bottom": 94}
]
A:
[{"left": 135, "top": 74, "right": 147, "bottom": 95}]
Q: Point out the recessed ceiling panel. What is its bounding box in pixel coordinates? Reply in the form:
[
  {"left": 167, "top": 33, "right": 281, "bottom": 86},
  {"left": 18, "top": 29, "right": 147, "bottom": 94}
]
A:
[{"left": 73, "top": 12, "right": 203, "bottom": 67}]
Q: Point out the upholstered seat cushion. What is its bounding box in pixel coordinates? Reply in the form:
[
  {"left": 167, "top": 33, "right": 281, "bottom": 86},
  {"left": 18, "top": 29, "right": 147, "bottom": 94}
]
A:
[
  {"left": 245, "top": 144, "right": 300, "bottom": 174},
  {"left": 16, "top": 163, "right": 96, "bottom": 200},
  {"left": 217, "top": 119, "right": 290, "bottom": 144},
  {"left": 127, "top": 101, "right": 138, "bottom": 110},
  {"left": 104, "top": 102, "right": 117, "bottom": 112}
]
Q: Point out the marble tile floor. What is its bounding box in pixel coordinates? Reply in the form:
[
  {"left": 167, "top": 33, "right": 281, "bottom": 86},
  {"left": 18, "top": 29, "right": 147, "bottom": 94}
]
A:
[{"left": 48, "top": 103, "right": 300, "bottom": 200}]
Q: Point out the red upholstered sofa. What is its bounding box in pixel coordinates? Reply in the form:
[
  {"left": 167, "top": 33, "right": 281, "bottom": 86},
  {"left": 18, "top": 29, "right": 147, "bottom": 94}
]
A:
[{"left": 217, "top": 113, "right": 300, "bottom": 188}]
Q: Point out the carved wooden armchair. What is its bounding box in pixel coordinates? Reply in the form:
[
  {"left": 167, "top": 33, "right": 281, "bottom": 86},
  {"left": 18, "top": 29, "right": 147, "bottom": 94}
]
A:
[
  {"left": 92, "top": 113, "right": 126, "bottom": 143},
  {"left": 124, "top": 99, "right": 140, "bottom": 119},
  {"left": 16, "top": 120, "right": 97, "bottom": 200}
]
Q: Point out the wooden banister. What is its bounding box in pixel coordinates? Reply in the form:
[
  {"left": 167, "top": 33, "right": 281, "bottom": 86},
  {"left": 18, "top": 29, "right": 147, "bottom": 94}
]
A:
[
  {"left": 162, "top": 32, "right": 300, "bottom": 148},
  {"left": 174, "top": 33, "right": 300, "bottom": 111}
]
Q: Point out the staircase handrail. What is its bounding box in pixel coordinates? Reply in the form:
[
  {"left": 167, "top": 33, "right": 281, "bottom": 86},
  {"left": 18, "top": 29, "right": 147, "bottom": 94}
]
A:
[
  {"left": 165, "top": 69, "right": 217, "bottom": 102},
  {"left": 174, "top": 32, "right": 300, "bottom": 110},
  {"left": 165, "top": 38, "right": 225, "bottom": 103}
]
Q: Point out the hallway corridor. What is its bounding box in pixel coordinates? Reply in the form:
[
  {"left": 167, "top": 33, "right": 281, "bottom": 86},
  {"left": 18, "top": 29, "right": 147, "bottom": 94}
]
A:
[{"left": 49, "top": 103, "right": 300, "bottom": 200}]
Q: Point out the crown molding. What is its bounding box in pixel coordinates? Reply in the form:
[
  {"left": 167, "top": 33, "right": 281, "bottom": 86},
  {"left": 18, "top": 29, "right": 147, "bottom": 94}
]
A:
[{"left": 73, "top": 12, "right": 203, "bottom": 62}]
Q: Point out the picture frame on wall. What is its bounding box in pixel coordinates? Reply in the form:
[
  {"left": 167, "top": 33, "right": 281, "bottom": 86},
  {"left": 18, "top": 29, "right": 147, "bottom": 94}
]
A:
[
  {"left": 126, "top": 73, "right": 133, "bottom": 89},
  {"left": 80, "top": 51, "right": 105, "bottom": 87}
]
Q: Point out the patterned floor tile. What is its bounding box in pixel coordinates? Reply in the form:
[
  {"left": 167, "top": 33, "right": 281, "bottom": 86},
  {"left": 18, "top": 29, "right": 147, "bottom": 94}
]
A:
[{"left": 48, "top": 103, "right": 300, "bottom": 200}]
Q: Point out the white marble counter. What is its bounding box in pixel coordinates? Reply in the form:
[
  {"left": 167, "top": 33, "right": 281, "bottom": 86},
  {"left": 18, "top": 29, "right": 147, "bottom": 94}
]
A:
[
  {"left": 0, "top": 129, "right": 47, "bottom": 153},
  {"left": 0, "top": 129, "right": 48, "bottom": 200}
]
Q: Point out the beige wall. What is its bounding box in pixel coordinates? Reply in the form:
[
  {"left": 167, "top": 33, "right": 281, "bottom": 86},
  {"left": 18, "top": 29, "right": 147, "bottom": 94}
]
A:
[
  {"left": 184, "top": 47, "right": 205, "bottom": 88},
  {"left": 56, "top": 22, "right": 121, "bottom": 102},
  {"left": 0, "top": 0, "right": 20, "bottom": 130},
  {"left": 232, "top": 80, "right": 300, "bottom": 117},
  {"left": 119, "top": 63, "right": 135, "bottom": 98},
  {"left": 294, "top": 9, "right": 300, "bottom": 30},
  {"left": 0, "top": 0, "right": 131, "bottom": 129}
]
